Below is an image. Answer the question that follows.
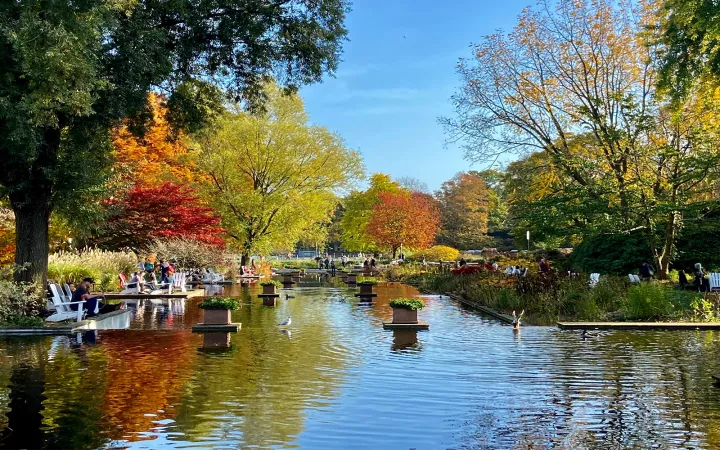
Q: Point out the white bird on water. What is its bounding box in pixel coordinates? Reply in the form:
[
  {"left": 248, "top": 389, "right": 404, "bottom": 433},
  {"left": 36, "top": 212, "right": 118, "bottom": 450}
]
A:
[{"left": 279, "top": 316, "right": 292, "bottom": 327}]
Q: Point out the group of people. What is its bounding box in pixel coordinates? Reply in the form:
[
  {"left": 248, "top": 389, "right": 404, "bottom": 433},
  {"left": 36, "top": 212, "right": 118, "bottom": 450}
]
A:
[
  {"left": 139, "top": 258, "right": 176, "bottom": 284},
  {"left": 678, "top": 263, "right": 711, "bottom": 292}
]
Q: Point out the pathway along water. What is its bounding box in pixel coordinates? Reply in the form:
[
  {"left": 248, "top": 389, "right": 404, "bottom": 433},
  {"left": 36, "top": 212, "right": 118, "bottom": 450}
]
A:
[{"left": 1, "top": 280, "right": 720, "bottom": 449}]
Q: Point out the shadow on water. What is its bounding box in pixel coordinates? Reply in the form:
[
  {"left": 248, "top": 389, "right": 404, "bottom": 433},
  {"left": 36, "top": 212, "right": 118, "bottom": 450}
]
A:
[{"left": 0, "top": 279, "right": 720, "bottom": 448}]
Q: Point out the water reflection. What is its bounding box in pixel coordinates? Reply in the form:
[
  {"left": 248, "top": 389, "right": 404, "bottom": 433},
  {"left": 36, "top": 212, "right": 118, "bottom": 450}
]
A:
[
  {"left": 391, "top": 329, "right": 419, "bottom": 351},
  {"left": 201, "top": 332, "right": 232, "bottom": 350},
  {"left": 0, "top": 283, "right": 718, "bottom": 448}
]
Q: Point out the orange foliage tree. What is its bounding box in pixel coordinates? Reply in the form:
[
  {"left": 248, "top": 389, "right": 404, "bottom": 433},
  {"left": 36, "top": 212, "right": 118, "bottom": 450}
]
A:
[
  {"left": 111, "top": 94, "right": 197, "bottom": 188},
  {"left": 0, "top": 208, "right": 15, "bottom": 265},
  {"left": 366, "top": 191, "right": 439, "bottom": 258}
]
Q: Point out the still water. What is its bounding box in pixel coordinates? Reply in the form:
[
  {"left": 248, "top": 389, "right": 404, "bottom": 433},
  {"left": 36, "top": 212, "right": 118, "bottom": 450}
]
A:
[{"left": 1, "top": 280, "right": 720, "bottom": 449}]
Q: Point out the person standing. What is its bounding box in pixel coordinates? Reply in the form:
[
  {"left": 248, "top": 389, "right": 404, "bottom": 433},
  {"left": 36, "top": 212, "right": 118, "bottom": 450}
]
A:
[
  {"left": 539, "top": 258, "right": 549, "bottom": 274},
  {"left": 330, "top": 259, "right": 336, "bottom": 276},
  {"left": 144, "top": 259, "right": 154, "bottom": 275},
  {"left": 640, "top": 262, "right": 654, "bottom": 281}
]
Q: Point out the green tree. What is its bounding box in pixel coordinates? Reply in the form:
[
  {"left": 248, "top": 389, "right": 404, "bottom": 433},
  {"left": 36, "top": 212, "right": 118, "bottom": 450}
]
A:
[
  {"left": 340, "top": 174, "right": 402, "bottom": 252},
  {"left": 195, "top": 85, "right": 363, "bottom": 266},
  {"left": 0, "top": 0, "right": 349, "bottom": 283},
  {"left": 435, "top": 172, "right": 490, "bottom": 250},
  {"left": 657, "top": 0, "right": 720, "bottom": 100}
]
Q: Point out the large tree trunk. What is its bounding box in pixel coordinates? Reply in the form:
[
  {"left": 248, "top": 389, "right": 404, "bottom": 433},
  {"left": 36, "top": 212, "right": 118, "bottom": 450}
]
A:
[{"left": 12, "top": 202, "right": 51, "bottom": 284}]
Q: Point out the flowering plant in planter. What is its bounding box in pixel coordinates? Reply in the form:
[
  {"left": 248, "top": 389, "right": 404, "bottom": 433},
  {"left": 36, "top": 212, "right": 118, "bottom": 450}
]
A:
[{"left": 198, "top": 297, "right": 240, "bottom": 310}]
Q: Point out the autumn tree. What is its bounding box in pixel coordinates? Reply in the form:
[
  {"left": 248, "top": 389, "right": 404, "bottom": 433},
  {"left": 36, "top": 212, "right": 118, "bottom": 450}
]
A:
[
  {"left": 195, "top": 84, "right": 363, "bottom": 266},
  {"left": 366, "top": 191, "right": 439, "bottom": 258},
  {"left": 340, "top": 174, "right": 402, "bottom": 252},
  {"left": 97, "top": 182, "right": 225, "bottom": 252},
  {"left": 0, "top": 0, "right": 349, "bottom": 283},
  {"left": 444, "top": 0, "right": 720, "bottom": 277},
  {"left": 435, "top": 172, "right": 490, "bottom": 250},
  {"left": 111, "top": 94, "right": 198, "bottom": 190}
]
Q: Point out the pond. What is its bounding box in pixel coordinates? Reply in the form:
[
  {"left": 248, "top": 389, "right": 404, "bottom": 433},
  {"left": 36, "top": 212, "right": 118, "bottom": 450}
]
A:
[{"left": 2, "top": 279, "right": 720, "bottom": 449}]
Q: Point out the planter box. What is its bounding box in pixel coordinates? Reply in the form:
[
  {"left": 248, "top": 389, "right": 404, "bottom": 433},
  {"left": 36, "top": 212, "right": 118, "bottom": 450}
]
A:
[
  {"left": 262, "top": 285, "right": 277, "bottom": 295},
  {"left": 282, "top": 275, "right": 294, "bottom": 284},
  {"left": 359, "top": 284, "right": 374, "bottom": 295},
  {"left": 203, "top": 309, "right": 232, "bottom": 325},
  {"left": 347, "top": 274, "right": 357, "bottom": 283},
  {"left": 392, "top": 307, "right": 418, "bottom": 324}
]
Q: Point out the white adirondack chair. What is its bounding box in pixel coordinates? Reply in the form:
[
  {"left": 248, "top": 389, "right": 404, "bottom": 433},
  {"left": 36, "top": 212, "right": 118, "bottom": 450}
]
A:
[
  {"left": 119, "top": 273, "right": 142, "bottom": 295},
  {"left": 589, "top": 273, "right": 600, "bottom": 288},
  {"left": 710, "top": 273, "right": 720, "bottom": 292},
  {"left": 208, "top": 268, "right": 224, "bottom": 283},
  {"left": 628, "top": 274, "right": 641, "bottom": 283},
  {"left": 172, "top": 272, "right": 187, "bottom": 293},
  {"left": 46, "top": 284, "right": 85, "bottom": 322},
  {"left": 201, "top": 269, "right": 215, "bottom": 285},
  {"left": 147, "top": 273, "right": 171, "bottom": 295}
]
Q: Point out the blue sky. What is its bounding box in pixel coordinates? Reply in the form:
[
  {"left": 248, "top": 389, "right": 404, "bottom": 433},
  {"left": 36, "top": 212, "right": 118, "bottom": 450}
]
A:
[{"left": 301, "top": 0, "right": 531, "bottom": 191}]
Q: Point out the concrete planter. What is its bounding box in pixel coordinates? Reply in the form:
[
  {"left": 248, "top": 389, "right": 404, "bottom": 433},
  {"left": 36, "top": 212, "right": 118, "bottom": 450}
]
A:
[
  {"left": 391, "top": 307, "right": 418, "bottom": 324},
  {"left": 262, "top": 284, "right": 277, "bottom": 295},
  {"left": 203, "top": 309, "right": 232, "bottom": 325}
]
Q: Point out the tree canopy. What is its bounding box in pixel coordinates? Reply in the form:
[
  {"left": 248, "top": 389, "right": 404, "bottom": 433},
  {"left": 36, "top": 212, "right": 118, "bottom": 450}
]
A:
[
  {"left": 0, "top": 0, "right": 349, "bottom": 282},
  {"left": 195, "top": 84, "right": 363, "bottom": 264}
]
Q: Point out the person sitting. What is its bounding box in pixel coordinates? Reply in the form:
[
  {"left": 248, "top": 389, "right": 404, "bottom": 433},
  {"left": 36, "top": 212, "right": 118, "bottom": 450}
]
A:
[
  {"left": 459, "top": 258, "right": 467, "bottom": 267},
  {"left": 505, "top": 266, "right": 513, "bottom": 276},
  {"left": 71, "top": 278, "right": 108, "bottom": 317}
]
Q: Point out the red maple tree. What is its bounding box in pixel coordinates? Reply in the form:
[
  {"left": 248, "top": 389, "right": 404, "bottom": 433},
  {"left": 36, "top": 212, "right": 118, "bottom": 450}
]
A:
[
  {"left": 366, "top": 191, "right": 439, "bottom": 258},
  {"left": 99, "top": 182, "right": 225, "bottom": 251}
]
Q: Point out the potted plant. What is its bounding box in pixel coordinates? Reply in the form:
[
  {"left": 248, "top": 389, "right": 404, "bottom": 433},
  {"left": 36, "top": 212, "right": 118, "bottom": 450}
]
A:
[
  {"left": 198, "top": 297, "right": 240, "bottom": 325},
  {"left": 261, "top": 280, "right": 282, "bottom": 295},
  {"left": 389, "top": 298, "right": 425, "bottom": 324},
  {"left": 358, "top": 280, "right": 377, "bottom": 295},
  {"left": 282, "top": 274, "right": 294, "bottom": 285},
  {"left": 346, "top": 272, "right": 357, "bottom": 284}
]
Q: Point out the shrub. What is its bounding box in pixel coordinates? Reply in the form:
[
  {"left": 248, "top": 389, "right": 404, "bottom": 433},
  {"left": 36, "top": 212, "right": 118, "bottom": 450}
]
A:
[
  {"left": 389, "top": 298, "right": 426, "bottom": 310},
  {"left": 146, "top": 237, "right": 225, "bottom": 270},
  {"left": 261, "top": 280, "right": 282, "bottom": 288},
  {"left": 198, "top": 297, "right": 240, "bottom": 310},
  {"left": 0, "top": 281, "right": 45, "bottom": 325},
  {"left": 568, "top": 231, "right": 652, "bottom": 275},
  {"left": 419, "top": 245, "right": 460, "bottom": 262},
  {"left": 624, "top": 283, "right": 676, "bottom": 320},
  {"left": 358, "top": 280, "right": 377, "bottom": 285}
]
